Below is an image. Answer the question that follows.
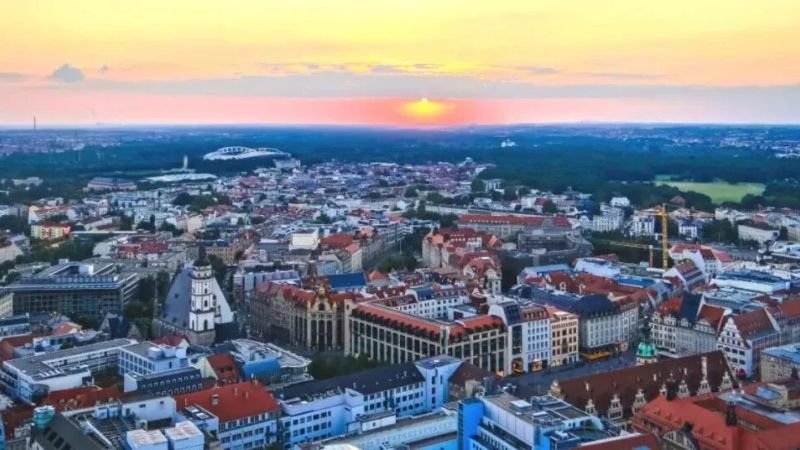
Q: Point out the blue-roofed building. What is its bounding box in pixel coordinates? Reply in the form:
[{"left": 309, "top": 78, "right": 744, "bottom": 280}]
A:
[
  {"left": 712, "top": 269, "right": 790, "bottom": 294},
  {"left": 216, "top": 339, "right": 311, "bottom": 386},
  {"left": 457, "top": 392, "right": 614, "bottom": 450},
  {"left": 327, "top": 272, "right": 367, "bottom": 292},
  {"left": 762, "top": 343, "right": 800, "bottom": 382}
]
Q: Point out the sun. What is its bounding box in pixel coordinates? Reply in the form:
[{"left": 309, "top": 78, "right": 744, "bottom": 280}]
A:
[{"left": 402, "top": 97, "right": 449, "bottom": 122}]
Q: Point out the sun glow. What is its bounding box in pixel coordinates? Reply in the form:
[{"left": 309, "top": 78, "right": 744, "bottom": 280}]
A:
[{"left": 402, "top": 98, "right": 450, "bottom": 122}]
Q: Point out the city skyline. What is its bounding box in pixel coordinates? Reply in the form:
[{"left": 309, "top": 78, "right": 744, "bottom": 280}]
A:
[{"left": 2, "top": 0, "right": 800, "bottom": 126}]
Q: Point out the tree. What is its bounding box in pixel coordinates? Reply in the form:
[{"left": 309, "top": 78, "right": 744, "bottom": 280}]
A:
[
  {"left": 542, "top": 200, "right": 558, "bottom": 214},
  {"left": 425, "top": 192, "right": 445, "bottom": 204},
  {"left": 137, "top": 276, "right": 157, "bottom": 304},
  {"left": 404, "top": 186, "right": 418, "bottom": 198},
  {"left": 702, "top": 219, "right": 738, "bottom": 244},
  {"left": 0, "top": 215, "right": 28, "bottom": 234},
  {"left": 172, "top": 192, "right": 194, "bottom": 206},
  {"left": 118, "top": 214, "right": 133, "bottom": 231},
  {"left": 207, "top": 254, "right": 228, "bottom": 286},
  {"left": 159, "top": 222, "right": 181, "bottom": 236},
  {"left": 471, "top": 178, "right": 485, "bottom": 193}
]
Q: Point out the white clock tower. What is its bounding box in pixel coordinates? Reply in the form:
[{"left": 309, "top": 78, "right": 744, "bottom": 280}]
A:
[{"left": 189, "top": 246, "right": 216, "bottom": 333}]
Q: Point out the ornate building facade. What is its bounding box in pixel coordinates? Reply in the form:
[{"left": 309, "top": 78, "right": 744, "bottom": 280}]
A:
[{"left": 249, "top": 281, "right": 358, "bottom": 350}]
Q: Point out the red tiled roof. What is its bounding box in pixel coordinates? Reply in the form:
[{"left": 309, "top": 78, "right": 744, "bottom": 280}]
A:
[
  {"left": 775, "top": 298, "right": 800, "bottom": 319},
  {"left": 558, "top": 351, "right": 733, "bottom": 421},
  {"left": 175, "top": 381, "right": 279, "bottom": 423},
  {"left": 576, "top": 432, "right": 660, "bottom": 450},
  {"left": 658, "top": 297, "right": 683, "bottom": 314},
  {"left": 697, "top": 304, "right": 727, "bottom": 330},
  {"left": 151, "top": 334, "right": 189, "bottom": 347},
  {"left": 354, "top": 303, "right": 443, "bottom": 336},
  {"left": 731, "top": 308, "right": 776, "bottom": 341},
  {"left": 320, "top": 233, "right": 355, "bottom": 250},
  {"left": 635, "top": 393, "right": 800, "bottom": 450},
  {"left": 206, "top": 353, "right": 241, "bottom": 383},
  {"left": 368, "top": 270, "right": 388, "bottom": 281},
  {"left": 44, "top": 386, "right": 121, "bottom": 411}
]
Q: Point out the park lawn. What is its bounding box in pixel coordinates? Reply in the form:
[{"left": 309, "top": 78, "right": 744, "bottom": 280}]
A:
[{"left": 655, "top": 179, "right": 765, "bottom": 203}]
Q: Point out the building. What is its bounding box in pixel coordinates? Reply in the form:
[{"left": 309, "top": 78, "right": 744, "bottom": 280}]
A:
[
  {"left": 760, "top": 343, "right": 800, "bottom": 382},
  {"left": 632, "top": 382, "right": 800, "bottom": 450},
  {"left": 218, "top": 339, "right": 311, "bottom": 386},
  {"left": 549, "top": 351, "right": 735, "bottom": 428},
  {"left": 574, "top": 257, "right": 622, "bottom": 279},
  {"left": 152, "top": 247, "right": 236, "bottom": 346},
  {"left": 0, "top": 338, "right": 136, "bottom": 404},
  {"left": 345, "top": 300, "right": 508, "bottom": 374},
  {"left": 250, "top": 282, "right": 356, "bottom": 351},
  {"left": 629, "top": 214, "right": 656, "bottom": 237},
  {"left": 456, "top": 214, "right": 571, "bottom": 240},
  {"left": 86, "top": 177, "right": 137, "bottom": 191},
  {"left": 320, "top": 409, "right": 458, "bottom": 450},
  {"left": 737, "top": 220, "right": 779, "bottom": 245},
  {"left": 651, "top": 297, "right": 725, "bottom": 358},
  {"left": 0, "top": 314, "right": 30, "bottom": 338},
  {"left": 711, "top": 269, "right": 790, "bottom": 295},
  {"left": 457, "top": 392, "right": 610, "bottom": 450},
  {"left": 422, "top": 228, "right": 502, "bottom": 270},
  {"left": 547, "top": 306, "right": 579, "bottom": 367},
  {"left": 515, "top": 231, "right": 592, "bottom": 266},
  {"left": 30, "top": 223, "right": 71, "bottom": 241},
  {"left": 488, "top": 302, "right": 551, "bottom": 374},
  {"left": 678, "top": 220, "right": 701, "bottom": 240},
  {"left": 29, "top": 396, "right": 203, "bottom": 450},
  {"left": 275, "top": 356, "right": 461, "bottom": 448},
  {"left": 118, "top": 341, "right": 189, "bottom": 376},
  {"left": 6, "top": 261, "right": 138, "bottom": 319},
  {"left": 716, "top": 308, "right": 780, "bottom": 378},
  {"left": 176, "top": 380, "right": 281, "bottom": 450},
  {"left": 123, "top": 366, "right": 205, "bottom": 396},
  {"left": 290, "top": 228, "right": 320, "bottom": 251}
]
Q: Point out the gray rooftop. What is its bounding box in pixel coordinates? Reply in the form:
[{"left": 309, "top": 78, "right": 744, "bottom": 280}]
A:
[{"left": 5, "top": 338, "right": 136, "bottom": 380}]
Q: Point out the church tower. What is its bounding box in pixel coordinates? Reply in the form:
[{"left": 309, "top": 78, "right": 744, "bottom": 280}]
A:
[{"left": 189, "top": 246, "right": 216, "bottom": 333}]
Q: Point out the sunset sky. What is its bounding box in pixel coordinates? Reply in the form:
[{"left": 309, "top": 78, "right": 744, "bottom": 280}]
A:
[{"left": 2, "top": 0, "right": 799, "bottom": 126}]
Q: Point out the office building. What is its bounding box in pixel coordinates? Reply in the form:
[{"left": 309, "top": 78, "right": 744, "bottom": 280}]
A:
[
  {"left": 6, "top": 261, "right": 138, "bottom": 319},
  {"left": 1, "top": 338, "right": 136, "bottom": 404},
  {"left": 275, "top": 356, "right": 461, "bottom": 448},
  {"left": 457, "top": 392, "right": 610, "bottom": 450},
  {"left": 118, "top": 341, "right": 189, "bottom": 376}
]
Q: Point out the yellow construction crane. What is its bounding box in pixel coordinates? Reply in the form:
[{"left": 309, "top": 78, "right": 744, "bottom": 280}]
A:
[
  {"left": 594, "top": 203, "right": 673, "bottom": 270},
  {"left": 653, "top": 204, "right": 670, "bottom": 270}
]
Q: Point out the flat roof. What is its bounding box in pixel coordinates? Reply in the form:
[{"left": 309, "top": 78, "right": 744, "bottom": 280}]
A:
[{"left": 6, "top": 338, "right": 136, "bottom": 380}]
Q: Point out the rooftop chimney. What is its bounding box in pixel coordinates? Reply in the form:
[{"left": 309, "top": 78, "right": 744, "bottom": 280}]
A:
[
  {"left": 211, "top": 394, "right": 219, "bottom": 406},
  {"left": 666, "top": 377, "right": 678, "bottom": 401},
  {"left": 725, "top": 402, "right": 738, "bottom": 427}
]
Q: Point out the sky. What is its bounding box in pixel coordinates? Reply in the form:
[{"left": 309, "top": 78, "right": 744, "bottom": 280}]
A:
[{"left": 1, "top": 0, "right": 800, "bottom": 126}]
